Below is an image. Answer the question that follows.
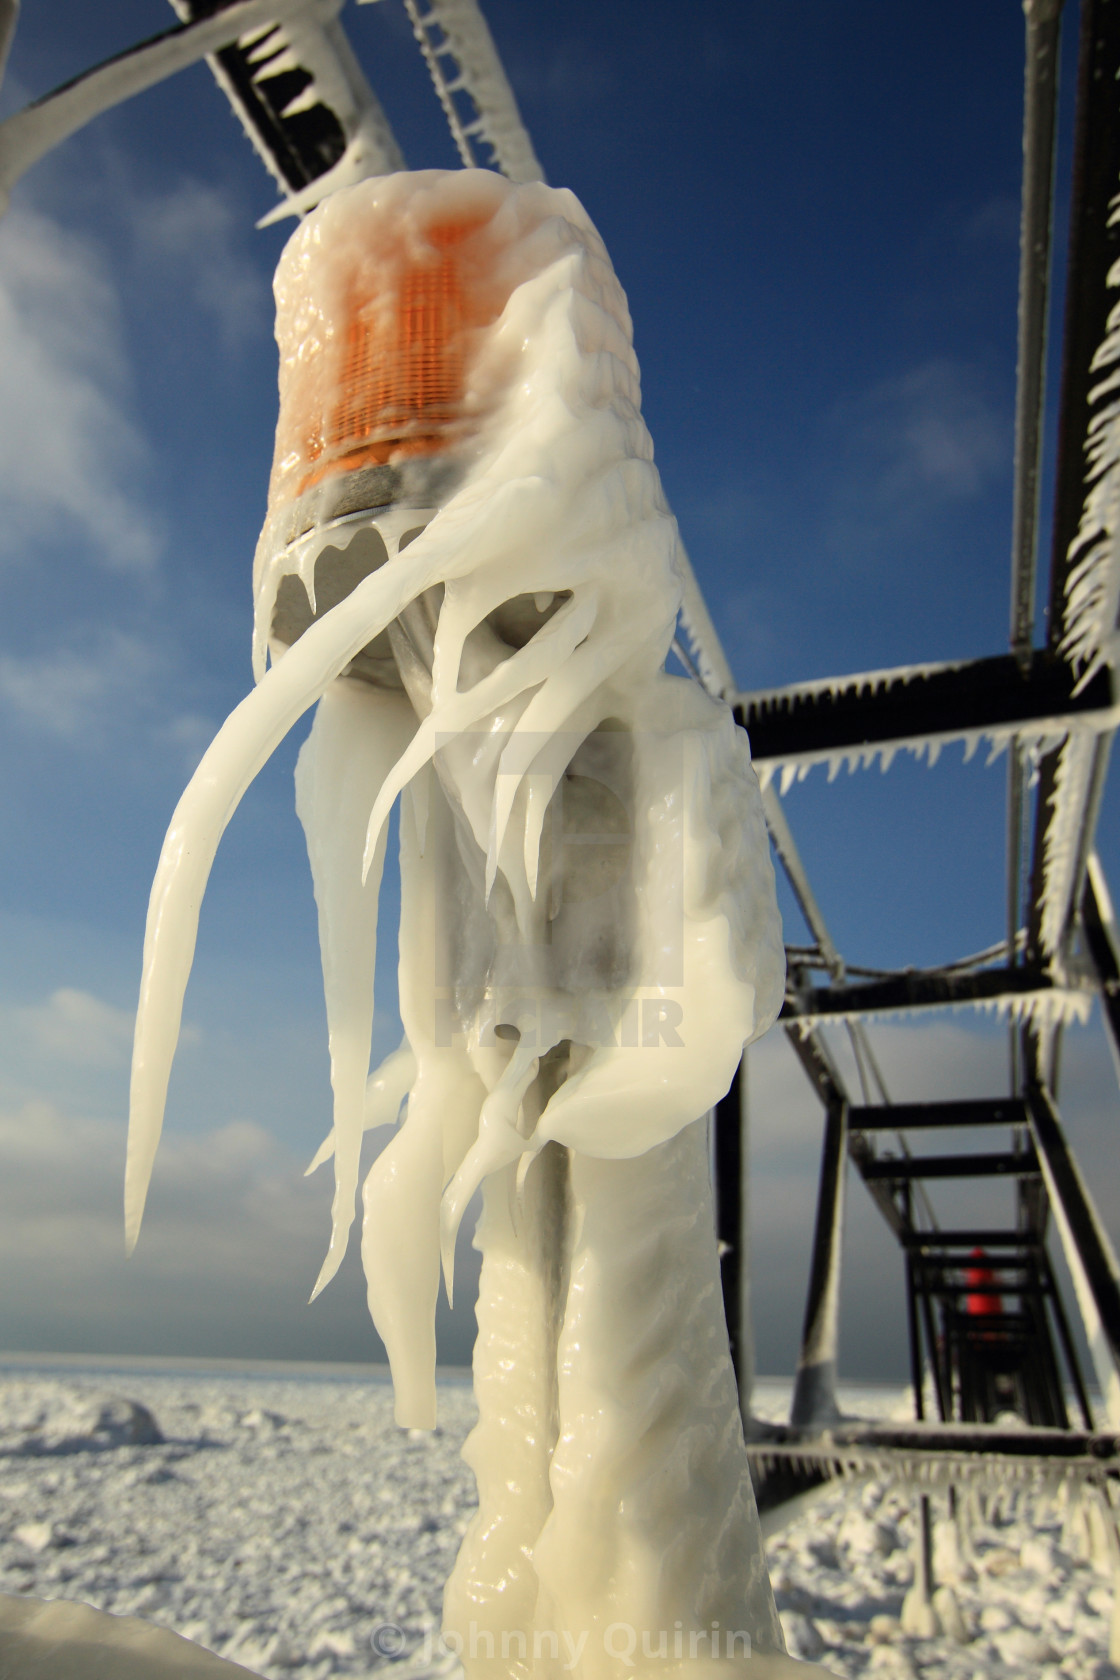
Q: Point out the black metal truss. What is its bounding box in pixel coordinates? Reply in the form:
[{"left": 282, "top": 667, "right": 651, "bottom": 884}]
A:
[
  {"left": 1023, "top": 0, "right": 1120, "bottom": 988},
  {"left": 736, "top": 650, "right": 1115, "bottom": 769},
  {"left": 782, "top": 960, "right": 1066, "bottom": 1023},
  {"left": 859, "top": 1150, "right": 1040, "bottom": 1182},
  {"left": 745, "top": 1419, "right": 1120, "bottom": 1468},
  {"left": 175, "top": 0, "right": 352, "bottom": 192},
  {"left": 847, "top": 1099, "right": 1030, "bottom": 1130},
  {"left": 1083, "top": 861, "right": 1120, "bottom": 1063},
  {"left": 1028, "top": 1082, "right": 1120, "bottom": 1358}
]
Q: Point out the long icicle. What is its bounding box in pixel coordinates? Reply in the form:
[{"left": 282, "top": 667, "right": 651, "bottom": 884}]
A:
[
  {"left": 126, "top": 536, "right": 449, "bottom": 1251},
  {"left": 294, "top": 680, "right": 417, "bottom": 1300}
]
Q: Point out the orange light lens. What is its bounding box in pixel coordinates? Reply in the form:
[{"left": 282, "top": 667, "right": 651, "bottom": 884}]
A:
[{"left": 292, "top": 213, "right": 497, "bottom": 502}]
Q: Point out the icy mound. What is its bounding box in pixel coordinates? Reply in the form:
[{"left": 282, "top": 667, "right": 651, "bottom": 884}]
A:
[
  {"left": 768, "top": 1472, "right": 1120, "bottom": 1679},
  {"left": 0, "top": 1591, "right": 261, "bottom": 1677},
  {"left": 0, "top": 1372, "right": 479, "bottom": 1678},
  {"left": 0, "top": 1380, "right": 162, "bottom": 1456}
]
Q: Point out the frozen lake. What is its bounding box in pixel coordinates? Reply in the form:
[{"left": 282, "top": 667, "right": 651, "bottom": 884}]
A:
[{"left": 0, "top": 1359, "right": 1116, "bottom": 1679}]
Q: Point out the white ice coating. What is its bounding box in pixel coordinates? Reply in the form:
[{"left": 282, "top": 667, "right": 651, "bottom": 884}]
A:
[
  {"left": 790, "top": 983, "right": 1092, "bottom": 1038},
  {"left": 125, "top": 170, "right": 816, "bottom": 1679},
  {"left": 1037, "top": 730, "right": 1099, "bottom": 959},
  {"left": 1026, "top": 175, "right": 1120, "bottom": 967},
  {"left": 754, "top": 725, "right": 1058, "bottom": 796},
  {"left": 238, "top": 9, "right": 405, "bottom": 220},
  {"left": 740, "top": 658, "right": 1117, "bottom": 797},
  {"left": 1060, "top": 225, "right": 1120, "bottom": 685},
  {"left": 404, "top": 0, "right": 545, "bottom": 185}
]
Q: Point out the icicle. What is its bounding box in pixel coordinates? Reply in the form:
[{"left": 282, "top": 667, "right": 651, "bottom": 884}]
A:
[
  {"left": 305, "top": 1037, "right": 417, "bottom": 1174},
  {"left": 361, "top": 773, "right": 485, "bottom": 1429},
  {"left": 440, "top": 1039, "right": 542, "bottom": 1297},
  {"left": 360, "top": 590, "right": 597, "bottom": 887},
  {"left": 295, "top": 681, "right": 416, "bottom": 1300},
  {"left": 126, "top": 555, "right": 446, "bottom": 1252},
  {"left": 253, "top": 48, "right": 303, "bottom": 82}
]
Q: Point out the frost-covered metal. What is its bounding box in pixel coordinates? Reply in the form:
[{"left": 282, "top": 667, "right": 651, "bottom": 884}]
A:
[{"left": 399, "top": 0, "right": 543, "bottom": 184}]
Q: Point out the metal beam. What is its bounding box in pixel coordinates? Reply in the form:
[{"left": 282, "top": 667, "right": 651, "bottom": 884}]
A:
[
  {"left": 848, "top": 1099, "right": 1030, "bottom": 1130},
  {"left": 919, "top": 1279, "right": 1045, "bottom": 1296},
  {"left": 746, "top": 1422, "right": 1120, "bottom": 1461},
  {"left": 782, "top": 962, "right": 1080, "bottom": 1024},
  {"left": 0, "top": 0, "right": 352, "bottom": 204},
  {"left": 735, "top": 650, "right": 1115, "bottom": 771},
  {"left": 1043, "top": 0, "right": 1120, "bottom": 650},
  {"left": 1022, "top": 0, "right": 1120, "bottom": 989},
  {"left": 782, "top": 1022, "right": 847, "bottom": 1111},
  {"left": 1082, "top": 853, "right": 1120, "bottom": 1072},
  {"left": 401, "top": 0, "right": 543, "bottom": 183},
  {"left": 0, "top": 0, "right": 17, "bottom": 93},
  {"left": 861, "top": 1150, "right": 1040, "bottom": 1182},
  {"left": 790, "top": 1101, "right": 849, "bottom": 1428},
  {"left": 901, "top": 1229, "right": 1047, "bottom": 1249},
  {"left": 1011, "top": 0, "right": 1065, "bottom": 663},
  {"left": 171, "top": 0, "right": 403, "bottom": 201},
  {"left": 1027, "top": 1083, "right": 1120, "bottom": 1424},
  {"left": 764, "top": 787, "right": 844, "bottom": 978},
  {"left": 1006, "top": 0, "right": 1063, "bottom": 1092}
]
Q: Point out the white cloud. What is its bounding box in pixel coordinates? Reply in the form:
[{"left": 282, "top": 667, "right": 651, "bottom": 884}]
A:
[
  {"left": 523, "top": 41, "right": 615, "bottom": 104},
  {"left": 0, "top": 628, "right": 158, "bottom": 739},
  {"left": 821, "top": 358, "right": 1009, "bottom": 567},
  {"left": 0, "top": 1101, "right": 311, "bottom": 1281},
  {"left": 154, "top": 708, "right": 220, "bottom": 774},
  {"left": 844, "top": 358, "right": 1007, "bottom": 505},
  {"left": 0, "top": 1003, "right": 1113, "bottom": 1377},
  {"left": 894, "top": 364, "right": 1006, "bottom": 498},
  {"left": 0, "top": 205, "right": 162, "bottom": 570},
  {"left": 14, "top": 988, "right": 135, "bottom": 1070},
  {"left": 129, "top": 177, "right": 267, "bottom": 351},
  {"left": 0, "top": 625, "right": 223, "bottom": 766},
  {"left": 962, "top": 196, "right": 1019, "bottom": 247},
  {"left": 0, "top": 1092, "right": 481, "bottom": 1365}
]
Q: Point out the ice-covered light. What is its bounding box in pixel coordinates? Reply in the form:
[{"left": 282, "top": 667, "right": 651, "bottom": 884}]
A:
[{"left": 125, "top": 169, "right": 819, "bottom": 1677}]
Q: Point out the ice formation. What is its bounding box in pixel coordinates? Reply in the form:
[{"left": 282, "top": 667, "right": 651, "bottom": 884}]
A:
[
  {"left": 1061, "top": 237, "right": 1120, "bottom": 687},
  {"left": 125, "top": 169, "right": 818, "bottom": 1678}
]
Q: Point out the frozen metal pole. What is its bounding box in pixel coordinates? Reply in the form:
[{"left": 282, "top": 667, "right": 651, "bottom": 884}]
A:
[
  {"left": 1027, "top": 1081, "right": 1120, "bottom": 1424},
  {"left": 1010, "top": 0, "right": 1064, "bottom": 666},
  {"left": 790, "top": 1099, "right": 848, "bottom": 1428},
  {"left": 0, "top": 0, "right": 344, "bottom": 209},
  {"left": 0, "top": 1, "right": 18, "bottom": 93}
]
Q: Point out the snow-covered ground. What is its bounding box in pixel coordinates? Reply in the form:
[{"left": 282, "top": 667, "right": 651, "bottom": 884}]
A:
[{"left": 0, "top": 1364, "right": 1117, "bottom": 1680}]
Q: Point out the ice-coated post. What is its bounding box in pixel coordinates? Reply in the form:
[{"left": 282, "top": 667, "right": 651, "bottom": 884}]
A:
[
  {"left": 1027, "top": 1083, "right": 1120, "bottom": 1425},
  {"left": 0, "top": 1, "right": 18, "bottom": 93},
  {"left": 123, "top": 169, "right": 828, "bottom": 1680},
  {"left": 790, "top": 1099, "right": 847, "bottom": 1429},
  {"left": 900, "top": 1494, "right": 937, "bottom": 1638}
]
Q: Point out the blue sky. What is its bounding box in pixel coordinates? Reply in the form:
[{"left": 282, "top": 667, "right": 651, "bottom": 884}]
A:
[{"left": 0, "top": 0, "right": 1116, "bottom": 1386}]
